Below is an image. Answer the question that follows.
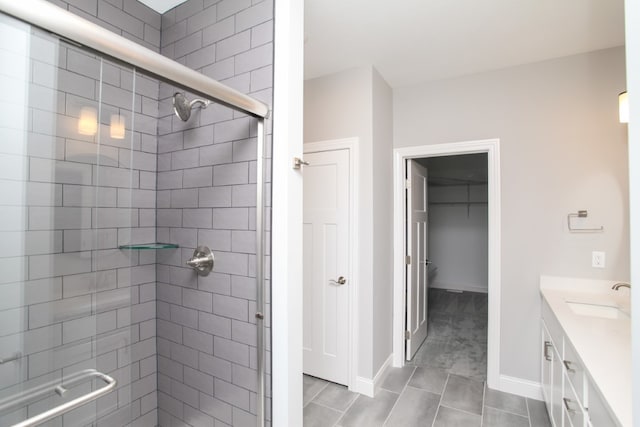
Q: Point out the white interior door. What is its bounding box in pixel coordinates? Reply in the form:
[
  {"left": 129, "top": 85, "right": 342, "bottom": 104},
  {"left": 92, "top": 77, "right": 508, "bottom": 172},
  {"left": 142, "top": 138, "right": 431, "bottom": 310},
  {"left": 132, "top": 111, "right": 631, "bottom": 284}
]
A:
[
  {"left": 406, "top": 160, "right": 429, "bottom": 360},
  {"left": 302, "top": 148, "right": 350, "bottom": 385}
]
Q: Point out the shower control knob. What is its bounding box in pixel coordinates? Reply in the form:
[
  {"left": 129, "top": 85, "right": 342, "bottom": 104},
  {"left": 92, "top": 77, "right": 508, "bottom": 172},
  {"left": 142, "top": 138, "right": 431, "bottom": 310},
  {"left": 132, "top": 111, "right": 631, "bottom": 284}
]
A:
[{"left": 186, "top": 246, "right": 214, "bottom": 276}]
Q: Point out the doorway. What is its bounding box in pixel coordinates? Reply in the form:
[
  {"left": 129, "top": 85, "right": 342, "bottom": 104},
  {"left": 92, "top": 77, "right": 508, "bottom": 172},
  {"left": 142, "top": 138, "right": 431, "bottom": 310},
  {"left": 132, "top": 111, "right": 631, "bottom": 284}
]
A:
[
  {"left": 393, "top": 139, "right": 502, "bottom": 391},
  {"left": 405, "top": 154, "right": 489, "bottom": 381}
]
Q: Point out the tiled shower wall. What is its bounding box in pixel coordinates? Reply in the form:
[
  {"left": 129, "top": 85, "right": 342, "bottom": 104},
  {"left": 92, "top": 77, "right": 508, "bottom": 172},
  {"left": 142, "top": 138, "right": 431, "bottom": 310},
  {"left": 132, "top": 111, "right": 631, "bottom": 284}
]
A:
[
  {"left": 0, "top": 1, "right": 162, "bottom": 426},
  {"left": 0, "top": 0, "right": 273, "bottom": 425},
  {"left": 155, "top": 0, "right": 273, "bottom": 426}
]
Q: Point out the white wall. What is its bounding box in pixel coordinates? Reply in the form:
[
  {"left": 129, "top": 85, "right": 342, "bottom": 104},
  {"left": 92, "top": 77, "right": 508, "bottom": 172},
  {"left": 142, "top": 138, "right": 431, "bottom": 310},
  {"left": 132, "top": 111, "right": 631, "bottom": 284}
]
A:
[
  {"left": 272, "top": 0, "right": 304, "bottom": 422},
  {"left": 428, "top": 184, "right": 488, "bottom": 292},
  {"left": 394, "top": 47, "right": 629, "bottom": 383},
  {"left": 304, "top": 66, "right": 394, "bottom": 380}
]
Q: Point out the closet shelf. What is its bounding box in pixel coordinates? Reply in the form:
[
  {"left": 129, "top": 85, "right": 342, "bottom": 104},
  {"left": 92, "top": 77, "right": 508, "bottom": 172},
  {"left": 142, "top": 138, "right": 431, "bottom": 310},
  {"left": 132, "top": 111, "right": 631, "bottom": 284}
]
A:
[
  {"left": 119, "top": 243, "right": 180, "bottom": 250},
  {"left": 429, "top": 201, "right": 487, "bottom": 205}
]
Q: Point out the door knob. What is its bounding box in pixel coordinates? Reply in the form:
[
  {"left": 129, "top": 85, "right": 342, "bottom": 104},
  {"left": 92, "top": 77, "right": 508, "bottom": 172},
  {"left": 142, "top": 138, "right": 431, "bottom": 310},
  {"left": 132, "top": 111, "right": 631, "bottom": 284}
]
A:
[
  {"left": 186, "top": 246, "right": 214, "bottom": 276},
  {"left": 330, "top": 276, "right": 347, "bottom": 286}
]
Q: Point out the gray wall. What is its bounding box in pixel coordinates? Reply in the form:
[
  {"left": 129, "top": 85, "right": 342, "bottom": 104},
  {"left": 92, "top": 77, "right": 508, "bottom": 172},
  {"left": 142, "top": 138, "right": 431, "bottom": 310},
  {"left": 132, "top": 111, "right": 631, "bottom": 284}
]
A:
[
  {"left": 394, "top": 46, "right": 629, "bottom": 382},
  {"left": 155, "top": 0, "right": 273, "bottom": 426},
  {"left": 304, "top": 66, "right": 394, "bottom": 380},
  {"left": 0, "top": 0, "right": 162, "bottom": 424},
  {"left": 427, "top": 183, "right": 488, "bottom": 292},
  {"left": 371, "top": 68, "right": 394, "bottom": 374}
]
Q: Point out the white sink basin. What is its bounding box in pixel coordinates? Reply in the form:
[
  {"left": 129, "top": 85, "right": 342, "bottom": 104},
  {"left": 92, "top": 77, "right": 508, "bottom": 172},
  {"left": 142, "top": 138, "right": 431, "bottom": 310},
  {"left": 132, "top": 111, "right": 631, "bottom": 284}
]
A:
[{"left": 566, "top": 301, "right": 630, "bottom": 319}]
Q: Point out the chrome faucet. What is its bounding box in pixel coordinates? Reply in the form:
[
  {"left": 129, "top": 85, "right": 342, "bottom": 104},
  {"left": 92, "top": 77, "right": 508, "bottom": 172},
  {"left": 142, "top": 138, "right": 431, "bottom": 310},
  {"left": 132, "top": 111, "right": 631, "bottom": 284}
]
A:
[{"left": 612, "top": 282, "right": 631, "bottom": 291}]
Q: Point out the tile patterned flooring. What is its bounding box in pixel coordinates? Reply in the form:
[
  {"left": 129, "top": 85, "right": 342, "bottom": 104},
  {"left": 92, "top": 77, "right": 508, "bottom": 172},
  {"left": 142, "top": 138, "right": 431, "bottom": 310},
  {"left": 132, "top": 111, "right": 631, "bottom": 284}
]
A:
[{"left": 303, "top": 290, "right": 552, "bottom": 426}]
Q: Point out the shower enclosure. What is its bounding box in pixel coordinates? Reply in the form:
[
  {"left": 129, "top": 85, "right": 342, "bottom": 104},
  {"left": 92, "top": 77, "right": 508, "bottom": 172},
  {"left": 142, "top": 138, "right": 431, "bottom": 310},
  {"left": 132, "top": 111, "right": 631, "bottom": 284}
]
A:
[{"left": 0, "top": 1, "right": 271, "bottom": 426}]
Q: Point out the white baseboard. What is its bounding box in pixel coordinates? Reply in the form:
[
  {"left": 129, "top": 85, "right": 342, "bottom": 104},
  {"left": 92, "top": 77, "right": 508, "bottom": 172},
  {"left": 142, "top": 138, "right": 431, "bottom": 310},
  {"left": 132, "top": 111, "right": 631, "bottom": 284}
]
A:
[
  {"left": 430, "top": 282, "right": 488, "bottom": 294},
  {"left": 493, "top": 374, "right": 543, "bottom": 401},
  {"left": 350, "top": 354, "right": 392, "bottom": 398}
]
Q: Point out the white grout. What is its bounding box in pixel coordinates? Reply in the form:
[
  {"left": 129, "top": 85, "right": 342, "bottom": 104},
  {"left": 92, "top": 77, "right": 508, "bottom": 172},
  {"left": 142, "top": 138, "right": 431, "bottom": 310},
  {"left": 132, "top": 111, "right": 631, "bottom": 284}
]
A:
[
  {"left": 431, "top": 373, "right": 451, "bottom": 427},
  {"left": 381, "top": 366, "right": 416, "bottom": 426},
  {"left": 333, "top": 390, "right": 360, "bottom": 427},
  {"left": 303, "top": 376, "right": 330, "bottom": 408}
]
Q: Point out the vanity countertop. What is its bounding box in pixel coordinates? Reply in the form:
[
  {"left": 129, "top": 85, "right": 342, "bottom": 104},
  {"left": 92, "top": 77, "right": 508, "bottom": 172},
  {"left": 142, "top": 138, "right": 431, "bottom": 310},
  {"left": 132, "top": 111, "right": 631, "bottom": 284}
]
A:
[{"left": 540, "top": 276, "right": 631, "bottom": 427}]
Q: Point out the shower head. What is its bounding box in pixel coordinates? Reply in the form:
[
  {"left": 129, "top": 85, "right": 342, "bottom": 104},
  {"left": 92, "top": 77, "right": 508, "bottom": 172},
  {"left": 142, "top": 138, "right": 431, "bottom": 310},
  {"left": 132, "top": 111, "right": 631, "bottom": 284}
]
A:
[{"left": 172, "top": 92, "right": 211, "bottom": 122}]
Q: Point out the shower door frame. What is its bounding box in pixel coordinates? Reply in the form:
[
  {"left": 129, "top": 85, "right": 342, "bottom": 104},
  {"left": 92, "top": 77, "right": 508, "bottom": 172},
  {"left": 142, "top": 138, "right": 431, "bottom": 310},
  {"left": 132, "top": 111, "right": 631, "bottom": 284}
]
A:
[{"left": 0, "top": 1, "right": 271, "bottom": 426}]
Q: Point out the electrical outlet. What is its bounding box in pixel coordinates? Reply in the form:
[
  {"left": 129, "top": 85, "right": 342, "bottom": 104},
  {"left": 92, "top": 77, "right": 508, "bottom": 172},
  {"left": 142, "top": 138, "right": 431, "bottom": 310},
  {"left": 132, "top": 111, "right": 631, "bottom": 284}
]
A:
[{"left": 592, "top": 251, "right": 605, "bottom": 268}]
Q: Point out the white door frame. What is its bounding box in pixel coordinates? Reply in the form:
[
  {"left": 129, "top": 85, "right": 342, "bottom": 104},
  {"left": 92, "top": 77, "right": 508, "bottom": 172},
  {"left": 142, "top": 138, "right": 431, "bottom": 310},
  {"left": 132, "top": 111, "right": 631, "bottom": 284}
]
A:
[
  {"left": 392, "top": 139, "right": 502, "bottom": 391},
  {"left": 304, "top": 137, "right": 360, "bottom": 393}
]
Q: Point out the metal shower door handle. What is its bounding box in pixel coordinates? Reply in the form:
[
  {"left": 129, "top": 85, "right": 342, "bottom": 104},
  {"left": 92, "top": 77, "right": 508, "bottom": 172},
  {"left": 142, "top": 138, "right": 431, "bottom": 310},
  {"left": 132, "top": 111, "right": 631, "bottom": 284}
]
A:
[{"left": 0, "top": 369, "right": 116, "bottom": 427}]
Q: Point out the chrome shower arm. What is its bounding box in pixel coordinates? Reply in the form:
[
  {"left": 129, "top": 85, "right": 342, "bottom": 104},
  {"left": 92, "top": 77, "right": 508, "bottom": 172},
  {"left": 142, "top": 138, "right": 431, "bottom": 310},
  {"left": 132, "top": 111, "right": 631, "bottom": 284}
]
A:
[{"left": 189, "top": 98, "right": 211, "bottom": 109}]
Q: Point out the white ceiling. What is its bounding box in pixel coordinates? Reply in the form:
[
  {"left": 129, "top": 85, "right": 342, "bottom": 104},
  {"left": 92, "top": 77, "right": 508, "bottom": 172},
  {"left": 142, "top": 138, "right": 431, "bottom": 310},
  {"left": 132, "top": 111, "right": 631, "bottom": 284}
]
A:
[
  {"left": 304, "top": 0, "right": 625, "bottom": 87},
  {"left": 138, "top": 0, "right": 188, "bottom": 14}
]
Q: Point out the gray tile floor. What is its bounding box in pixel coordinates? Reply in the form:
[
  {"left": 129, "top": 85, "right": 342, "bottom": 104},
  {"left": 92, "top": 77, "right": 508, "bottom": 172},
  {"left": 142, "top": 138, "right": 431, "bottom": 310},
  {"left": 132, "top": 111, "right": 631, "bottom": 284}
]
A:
[
  {"left": 303, "top": 290, "right": 552, "bottom": 426},
  {"left": 304, "top": 370, "right": 551, "bottom": 427}
]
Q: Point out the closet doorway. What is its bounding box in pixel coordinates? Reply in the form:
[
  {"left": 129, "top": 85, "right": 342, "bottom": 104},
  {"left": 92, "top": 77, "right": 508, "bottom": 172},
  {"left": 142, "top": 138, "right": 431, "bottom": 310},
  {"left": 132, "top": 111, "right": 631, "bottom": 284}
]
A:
[
  {"left": 405, "top": 153, "right": 488, "bottom": 380},
  {"left": 392, "top": 139, "right": 502, "bottom": 390}
]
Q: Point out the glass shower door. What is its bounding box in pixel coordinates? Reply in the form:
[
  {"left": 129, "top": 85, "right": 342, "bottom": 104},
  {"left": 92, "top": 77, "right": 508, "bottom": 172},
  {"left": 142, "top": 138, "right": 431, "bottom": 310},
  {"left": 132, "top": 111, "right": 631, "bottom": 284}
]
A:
[{"left": 0, "top": 13, "right": 140, "bottom": 427}]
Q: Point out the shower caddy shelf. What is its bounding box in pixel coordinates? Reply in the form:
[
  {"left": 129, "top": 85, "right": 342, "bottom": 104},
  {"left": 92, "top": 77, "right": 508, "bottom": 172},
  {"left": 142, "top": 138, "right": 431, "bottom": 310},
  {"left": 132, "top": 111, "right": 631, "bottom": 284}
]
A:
[{"left": 118, "top": 243, "right": 179, "bottom": 250}]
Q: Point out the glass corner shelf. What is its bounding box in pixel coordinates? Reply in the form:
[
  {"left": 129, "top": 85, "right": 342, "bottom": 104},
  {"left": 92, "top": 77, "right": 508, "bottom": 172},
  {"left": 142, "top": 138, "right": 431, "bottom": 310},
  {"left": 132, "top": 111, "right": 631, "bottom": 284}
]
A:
[{"left": 118, "top": 243, "right": 180, "bottom": 250}]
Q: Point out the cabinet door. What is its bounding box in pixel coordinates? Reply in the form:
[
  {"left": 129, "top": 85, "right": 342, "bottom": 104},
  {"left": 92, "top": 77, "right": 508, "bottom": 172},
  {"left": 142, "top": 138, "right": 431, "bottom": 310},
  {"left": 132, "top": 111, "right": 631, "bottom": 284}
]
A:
[
  {"left": 552, "top": 346, "right": 564, "bottom": 427},
  {"left": 563, "top": 372, "right": 585, "bottom": 427},
  {"left": 564, "top": 406, "right": 574, "bottom": 427},
  {"left": 587, "top": 381, "right": 619, "bottom": 426},
  {"left": 541, "top": 322, "right": 553, "bottom": 409}
]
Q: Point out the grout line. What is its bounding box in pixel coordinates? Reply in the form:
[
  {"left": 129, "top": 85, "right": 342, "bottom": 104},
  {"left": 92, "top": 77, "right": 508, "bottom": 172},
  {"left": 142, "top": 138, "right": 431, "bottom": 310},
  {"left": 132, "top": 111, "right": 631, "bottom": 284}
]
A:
[
  {"left": 381, "top": 366, "right": 416, "bottom": 426},
  {"left": 484, "top": 403, "right": 531, "bottom": 419},
  {"left": 309, "top": 400, "right": 347, "bottom": 413},
  {"left": 333, "top": 388, "right": 361, "bottom": 427},
  {"left": 525, "top": 397, "right": 533, "bottom": 427},
  {"left": 439, "top": 403, "right": 483, "bottom": 418},
  {"left": 431, "top": 373, "right": 451, "bottom": 427},
  {"left": 303, "top": 377, "right": 329, "bottom": 408}
]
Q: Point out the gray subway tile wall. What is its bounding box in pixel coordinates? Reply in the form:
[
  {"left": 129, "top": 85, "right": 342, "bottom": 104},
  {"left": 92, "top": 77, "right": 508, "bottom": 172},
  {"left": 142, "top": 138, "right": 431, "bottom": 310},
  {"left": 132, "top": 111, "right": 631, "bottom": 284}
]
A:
[
  {"left": 0, "top": 0, "right": 273, "bottom": 425},
  {"left": 156, "top": 0, "right": 273, "bottom": 426},
  {"left": 0, "top": 0, "right": 162, "bottom": 426}
]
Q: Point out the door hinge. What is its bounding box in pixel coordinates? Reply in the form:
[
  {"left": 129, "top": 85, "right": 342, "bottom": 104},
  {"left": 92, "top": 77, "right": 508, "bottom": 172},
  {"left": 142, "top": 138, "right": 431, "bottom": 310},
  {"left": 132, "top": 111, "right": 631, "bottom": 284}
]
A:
[
  {"left": 404, "top": 330, "right": 411, "bottom": 340},
  {"left": 405, "top": 255, "right": 411, "bottom": 265},
  {"left": 405, "top": 179, "right": 411, "bottom": 189}
]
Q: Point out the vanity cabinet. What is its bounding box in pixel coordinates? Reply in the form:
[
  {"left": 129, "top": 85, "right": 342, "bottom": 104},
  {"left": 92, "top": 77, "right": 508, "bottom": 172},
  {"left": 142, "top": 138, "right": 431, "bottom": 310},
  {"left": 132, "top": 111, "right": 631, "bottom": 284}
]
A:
[
  {"left": 586, "top": 382, "right": 618, "bottom": 427},
  {"left": 541, "top": 324, "right": 553, "bottom": 409},
  {"left": 541, "top": 319, "right": 568, "bottom": 427},
  {"left": 541, "top": 300, "right": 619, "bottom": 427}
]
